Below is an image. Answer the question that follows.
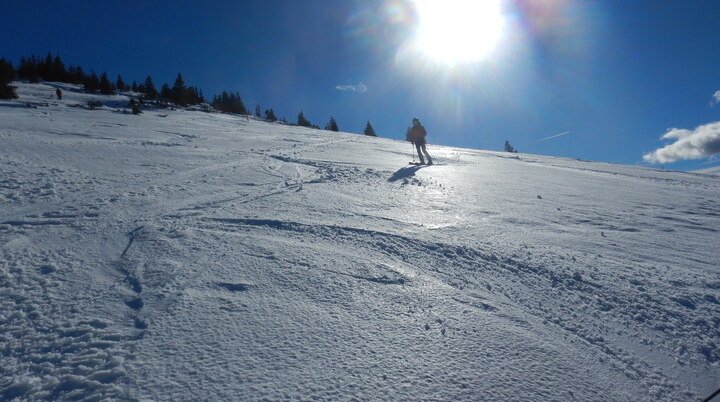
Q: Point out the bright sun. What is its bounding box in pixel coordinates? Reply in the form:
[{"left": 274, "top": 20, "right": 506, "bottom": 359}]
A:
[{"left": 412, "top": 0, "right": 505, "bottom": 65}]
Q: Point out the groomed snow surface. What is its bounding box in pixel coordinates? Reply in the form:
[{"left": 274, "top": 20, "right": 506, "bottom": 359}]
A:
[{"left": 1, "top": 82, "right": 719, "bottom": 401}]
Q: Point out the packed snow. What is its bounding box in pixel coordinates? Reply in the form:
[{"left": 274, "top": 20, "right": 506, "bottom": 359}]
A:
[{"left": 1, "top": 82, "right": 719, "bottom": 401}]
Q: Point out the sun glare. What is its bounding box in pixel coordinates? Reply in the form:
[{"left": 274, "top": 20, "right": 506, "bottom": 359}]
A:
[{"left": 412, "top": 0, "right": 505, "bottom": 65}]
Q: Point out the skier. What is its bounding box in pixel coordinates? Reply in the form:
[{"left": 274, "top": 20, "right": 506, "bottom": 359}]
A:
[
  {"left": 407, "top": 117, "right": 432, "bottom": 165},
  {"left": 56, "top": 88, "right": 62, "bottom": 100}
]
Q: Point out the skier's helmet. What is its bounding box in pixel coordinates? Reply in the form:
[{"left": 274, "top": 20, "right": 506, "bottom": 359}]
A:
[{"left": 412, "top": 117, "right": 420, "bottom": 125}]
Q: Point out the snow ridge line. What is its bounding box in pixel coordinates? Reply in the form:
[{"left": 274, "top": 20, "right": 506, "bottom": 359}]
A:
[
  {"left": 200, "top": 216, "right": 715, "bottom": 399},
  {"left": 199, "top": 217, "right": 614, "bottom": 299},
  {"left": 203, "top": 217, "right": 496, "bottom": 265}
]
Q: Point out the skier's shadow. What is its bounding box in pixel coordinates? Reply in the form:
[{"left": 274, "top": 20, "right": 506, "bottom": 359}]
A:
[{"left": 388, "top": 165, "right": 423, "bottom": 182}]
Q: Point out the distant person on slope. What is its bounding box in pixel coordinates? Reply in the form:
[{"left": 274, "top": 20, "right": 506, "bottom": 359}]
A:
[
  {"left": 407, "top": 117, "right": 432, "bottom": 165},
  {"left": 56, "top": 88, "right": 62, "bottom": 100}
]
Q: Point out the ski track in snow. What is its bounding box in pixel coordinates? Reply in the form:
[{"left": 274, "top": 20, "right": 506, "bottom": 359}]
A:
[{"left": 1, "top": 82, "right": 719, "bottom": 401}]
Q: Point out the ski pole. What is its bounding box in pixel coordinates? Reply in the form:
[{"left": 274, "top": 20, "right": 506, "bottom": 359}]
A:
[{"left": 702, "top": 386, "right": 720, "bottom": 402}]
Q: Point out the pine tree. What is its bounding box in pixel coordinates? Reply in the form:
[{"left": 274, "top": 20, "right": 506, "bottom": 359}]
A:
[
  {"left": 68, "top": 65, "right": 86, "bottom": 85},
  {"left": 99, "top": 72, "right": 115, "bottom": 95},
  {"left": 211, "top": 91, "right": 246, "bottom": 114},
  {"left": 255, "top": 105, "right": 261, "bottom": 117},
  {"left": 84, "top": 71, "right": 100, "bottom": 93},
  {"left": 131, "top": 80, "right": 138, "bottom": 92},
  {"left": 0, "top": 58, "right": 18, "bottom": 99},
  {"left": 185, "top": 86, "right": 200, "bottom": 105},
  {"left": 116, "top": 75, "right": 127, "bottom": 91},
  {"left": 364, "top": 121, "right": 377, "bottom": 137},
  {"left": 144, "top": 76, "right": 158, "bottom": 99},
  {"left": 34, "top": 53, "right": 67, "bottom": 82},
  {"left": 171, "top": 72, "right": 186, "bottom": 106},
  {"left": 160, "top": 83, "right": 172, "bottom": 101},
  {"left": 40, "top": 53, "right": 54, "bottom": 81},
  {"left": 18, "top": 56, "right": 40, "bottom": 83},
  {"left": 212, "top": 92, "right": 226, "bottom": 112},
  {"left": 51, "top": 54, "right": 68, "bottom": 82},
  {"left": 194, "top": 87, "right": 205, "bottom": 104},
  {"left": 297, "top": 111, "right": 311, "bottom": 127},
  {"left": 325, "top": 117, "right": 339, "bottom": 132},
  {"left": 265, "top": 109, "right": 277, "bottom": 122}
]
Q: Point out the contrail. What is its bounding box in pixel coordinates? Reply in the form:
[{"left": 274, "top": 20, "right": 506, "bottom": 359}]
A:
[{"left": 534, "top": 131, "right": 571, "bottom": 143}]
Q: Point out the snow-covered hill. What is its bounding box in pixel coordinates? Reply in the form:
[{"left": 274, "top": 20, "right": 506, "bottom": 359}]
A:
[{"left": 1, "top": 82, "right": 719, "bottom": 401}]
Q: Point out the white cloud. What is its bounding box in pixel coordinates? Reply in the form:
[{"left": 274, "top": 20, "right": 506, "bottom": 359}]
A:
[
  {"left": 713, "top": 90, "right": 720, "bottom": 106},
  {"left": 643, "top": 122, "right": 720, "bottom": 164},
  {"left": 335, "top": 83, "right": 367, "bottom": 93}
]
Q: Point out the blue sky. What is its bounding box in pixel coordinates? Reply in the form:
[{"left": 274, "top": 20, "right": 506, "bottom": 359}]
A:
[{"left": 2, "top": 0, "right": 719, "bottom": 171}]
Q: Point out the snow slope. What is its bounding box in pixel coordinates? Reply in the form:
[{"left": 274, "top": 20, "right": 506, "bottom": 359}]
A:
[{"left": 1, "top": 82, "right": 719, "bottom": 401}]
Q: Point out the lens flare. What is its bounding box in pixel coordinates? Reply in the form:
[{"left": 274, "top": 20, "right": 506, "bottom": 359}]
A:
[{"left": 412, "top": 0, "right": 506, "bottom": 65}]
